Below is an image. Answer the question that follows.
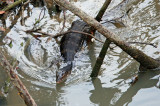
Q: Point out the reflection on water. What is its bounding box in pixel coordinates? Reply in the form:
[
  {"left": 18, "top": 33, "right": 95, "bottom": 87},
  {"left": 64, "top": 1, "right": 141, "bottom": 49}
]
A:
[
  {"left": 0, "top": 0, "right": 160, "bottom": 105},
  {"left": 0, "top": 66, "right": 7, "bottom": 106},
  {"left": 90, "top": 78, "right": 120, "bottom": 106},
  {"left": 90, "top": 69, "right": 160, "bottom": 106},
  {"left": 115, "top": 70, "right": 160, "bottom": 106},
  {"left": 0, "top": 96, "right": 7, "bottom": 106}
]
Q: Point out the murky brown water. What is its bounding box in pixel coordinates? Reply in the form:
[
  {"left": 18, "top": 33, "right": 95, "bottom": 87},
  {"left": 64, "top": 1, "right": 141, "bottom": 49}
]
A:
[{"left": 0, "top": 0, "right": 160, "bottom": 106}]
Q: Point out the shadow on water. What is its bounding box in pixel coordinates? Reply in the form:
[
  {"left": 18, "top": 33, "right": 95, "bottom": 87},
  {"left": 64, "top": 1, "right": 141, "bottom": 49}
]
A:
[
  {"left": 117, "top": 70, "right": 160, "bottom": 105},
  {"left": 0, "top": 60, "right": 7, "bottom": 106},
  {"left": 0, "top": 96, "right": 7, "bottom": 106},
  {"left": 90, "top": 78, "right": 120, "bottom": 106},
  {"left": 0, "top": 79, "right": 7, "bottom": 106},
  {"left": 89, "top": 69, "right": 160, "bottom": 106}
]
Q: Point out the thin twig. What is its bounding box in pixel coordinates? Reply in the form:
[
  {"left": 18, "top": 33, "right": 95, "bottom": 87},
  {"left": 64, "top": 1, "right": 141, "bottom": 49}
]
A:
[
  {"left": 128, "top": 41, "right": 157, "bottom": 48},
  {"left": 70, "top": 30, "right": 104, "bottom": 43},
  {"left": 23, "top": 0, "right": 31, "bottom": 6},
  {"left": 60, "top": 9, "right": 66, "bottom": 33},
  {"left": 38, "top": 8, "right": 45, "bottom": 21},
  {"left": 46, "top": 9, "right": 66, "bottom": 42},
  {"left": 27, "top": 29, "right": 104, "bottom": 43},
  {"left": 33, "top": 7, "right": 45, "bottom": 26},
  {"left": 21, "top": 3, "right": 25, "bottom": 26}
]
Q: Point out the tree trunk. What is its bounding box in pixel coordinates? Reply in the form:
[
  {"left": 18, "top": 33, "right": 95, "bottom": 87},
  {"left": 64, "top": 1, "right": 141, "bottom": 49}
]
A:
[{"left": 54, "top": 0, "right": 160, "bottom": 69}]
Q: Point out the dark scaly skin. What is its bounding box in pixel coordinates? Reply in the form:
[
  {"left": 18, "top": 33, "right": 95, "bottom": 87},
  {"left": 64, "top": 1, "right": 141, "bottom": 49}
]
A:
[
  {"left": 56, "top": 20, "right": 90, "bottom": 83},
  {"left": 60, "top": 20, "right": 89, "bottom": 61}
]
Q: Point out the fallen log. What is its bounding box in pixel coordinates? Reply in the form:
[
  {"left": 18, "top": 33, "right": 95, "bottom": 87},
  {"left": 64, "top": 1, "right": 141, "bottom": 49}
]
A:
[{"left": 54, "top": 0, "right": 160, "bottom": 70}]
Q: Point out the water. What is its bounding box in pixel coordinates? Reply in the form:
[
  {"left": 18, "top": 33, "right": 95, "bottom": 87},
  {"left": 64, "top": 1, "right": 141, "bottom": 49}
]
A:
[{"left": 0, "top": 0, "right": 160, "bottom": 105}]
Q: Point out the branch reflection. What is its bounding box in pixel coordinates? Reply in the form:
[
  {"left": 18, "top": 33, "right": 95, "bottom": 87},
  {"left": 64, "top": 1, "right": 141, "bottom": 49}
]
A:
[
  {"left": 90, "top": 78, "right": 119, "bottom": 106},
  {"left": 90, "top": 69, "right": 160, "bottom": 106}
]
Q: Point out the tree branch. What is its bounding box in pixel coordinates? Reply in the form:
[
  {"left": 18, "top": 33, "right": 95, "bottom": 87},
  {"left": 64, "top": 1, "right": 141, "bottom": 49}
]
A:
[
  {"left": 2, "top": 0, "right": 27, "bottom": 11},
  {"left": 25, "top": 29, "right": 104, "bottom": 43},
  {"left": 54, "top": 0, "right": 160, "bottom": 69},
  {"left": 0, "top": 51, "right": 37, "bottom": 106},
  {"left": 91, "top": 0, "right": 112, "bottom": 77}
]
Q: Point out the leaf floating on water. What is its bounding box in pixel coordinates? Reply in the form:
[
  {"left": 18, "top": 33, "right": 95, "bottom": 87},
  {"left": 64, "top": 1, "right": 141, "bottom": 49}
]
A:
[
  {"left": 9, "top": 41, "right": 13, "bottom": 48},
  {"left": 20, "top": 42, "right": 23, "bottom": 46}
]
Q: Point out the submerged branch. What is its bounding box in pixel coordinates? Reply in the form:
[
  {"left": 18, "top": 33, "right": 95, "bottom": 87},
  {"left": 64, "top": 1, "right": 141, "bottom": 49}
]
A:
[
  {"left": 91, "top": 0, "right": 112, "bottom": 77},
  {"left": 91, "top": 40, "right": 111, "bottom": 77},
  {"left": 0, "top": 51, "right": 37, "bottom": 106}
]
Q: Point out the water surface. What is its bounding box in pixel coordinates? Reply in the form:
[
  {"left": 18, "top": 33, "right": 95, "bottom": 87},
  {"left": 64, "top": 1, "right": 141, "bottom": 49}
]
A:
[{"left": 0, "top": 0, "right": 160, "bottom": 105}]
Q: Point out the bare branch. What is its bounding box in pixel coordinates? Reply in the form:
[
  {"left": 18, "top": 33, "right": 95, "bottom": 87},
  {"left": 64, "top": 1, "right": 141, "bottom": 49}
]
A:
[
  {"left": 128, "top": 42, "right": 157, "bottom": 48},
  {"left": 54, "top": 0, "right": 160, "bottom": 69},
  {"left": 60, "top": 10, "right": 66, "bottom": 33},
  {"left": 0, "top": 51, "right": 37, "bottom": 106},
  {"left": 2, "top": 0, "right": 27, "bottom": 11},
  {"left": 25, "top": 29, "right": 104, "bottom": 43}
]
